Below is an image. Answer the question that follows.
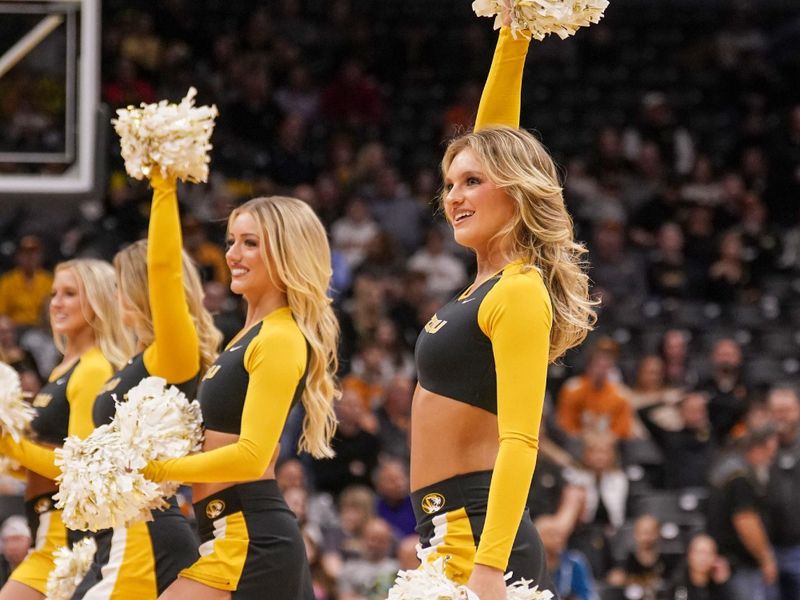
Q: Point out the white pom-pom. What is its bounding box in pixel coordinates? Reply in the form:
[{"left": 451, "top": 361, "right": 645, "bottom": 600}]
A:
[
  {"left": 473, "top": 0, "right": 610, "bottom": 40},
  {"left": 45, "top": 537, "right": 97, "bottom": 600},
  {"left": 112, "top": 87, "right": 218, "bottom": 183},
  {"left": 0, "top": 361, "right": 36, "bottom": 442},
  {"left": 387, "top": 547, "right": 554, "bottom": 599},
  {"left": 55, "top": 377, "right": 203, "bottom": 531}
]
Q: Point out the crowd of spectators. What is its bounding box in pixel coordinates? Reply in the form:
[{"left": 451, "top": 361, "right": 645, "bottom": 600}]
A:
[{"left": 2, "top": 0, "right": 800, "bottom": 598}]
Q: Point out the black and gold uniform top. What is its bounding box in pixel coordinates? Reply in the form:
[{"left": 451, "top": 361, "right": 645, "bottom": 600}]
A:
[
  {"left": 93, "top": 353, "right": 199, "bottom": 427},
  {"left": 30, "top": 347, "right": 113, "bottom": 446},
  {"left": 413, "top": 28, "right": 552, "bottom": 573},
  {"left": 145, "top": 307, "right": 309, "bottom": 484}
]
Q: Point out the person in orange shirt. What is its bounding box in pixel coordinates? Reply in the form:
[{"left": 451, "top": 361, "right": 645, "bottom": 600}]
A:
[
  {"left": 558, "top": 338, "right": 634, "bottom": 439},
  {"left": 0, "top": 236, "right": 53, "bottom": 328}
]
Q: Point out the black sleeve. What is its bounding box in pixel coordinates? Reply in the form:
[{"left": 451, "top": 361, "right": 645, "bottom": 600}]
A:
[
  {"left": 728, "top": 474, "right": 758, "bottom": 516},
  {"left": 637, "top": 402, "right": 669, "bottom": 447}
]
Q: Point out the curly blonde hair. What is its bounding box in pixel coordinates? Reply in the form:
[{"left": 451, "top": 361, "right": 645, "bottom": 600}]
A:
[
  {"left": 230, "top": 197, "right": 340, "bottom": 458},
  {"left": 441, "top": 126, "right": 596, "bottom": 361}
]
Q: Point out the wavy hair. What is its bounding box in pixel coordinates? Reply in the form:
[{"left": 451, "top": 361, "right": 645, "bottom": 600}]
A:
[
  {"left": 441, "top": 126, "right": 596, "bottom": 361},
  {"left": 113, "top": 240, "right": 221, "bottom": 374},
  {"left": 54, "top": 259, "right": 133, "bottom": 370},
  {"left": 230, "top": 197, "right": 340, "bottom": 458}
]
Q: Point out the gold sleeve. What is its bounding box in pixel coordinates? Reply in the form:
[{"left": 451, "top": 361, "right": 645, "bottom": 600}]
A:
[
  {"left": 0, "top": 346, "right": 113, "bottom": 479},
  {"left": 144, "top": 316, "right": 306, "bottom": 483},
  {"left": 475, "top": 269, "right": 552, "bottom": 571},
  {"left": 474, "top": 27, "right": 531, "bottom": 131},
  {"left": 142, "top": 173, "right": 199, "bottom": 383}
]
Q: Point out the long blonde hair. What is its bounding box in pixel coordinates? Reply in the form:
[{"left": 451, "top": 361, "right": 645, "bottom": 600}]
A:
[
  {"left": 53, "top": 259, "right": 133, "bottom": 370},
  {"left": 113, "top": 240, "right": 221, "bottom": 374},
  {"left": 230, "top": 197, "right": 340, "bottom": 458},
  {"left": 441, "top": 126, "right": 596, "bottom": 361}
]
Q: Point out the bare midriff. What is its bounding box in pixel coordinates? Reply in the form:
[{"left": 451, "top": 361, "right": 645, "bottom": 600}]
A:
[
  {"left": 410, "top": 384, "right": 499, "bottom": 491},
  {"left": 192, "top": 429, "right": 279, "bottom": 503}
]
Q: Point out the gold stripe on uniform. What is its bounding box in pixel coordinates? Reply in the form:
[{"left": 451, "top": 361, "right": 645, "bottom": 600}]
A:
[
  {"left": 424, "top": 507, "right": 477, "bottom": 585},
  {"left": 10, "top": 509, "right": 67, "bottom": 594},
  {"left": 83, "top": 522, "right": 158, "bottom": 599},
  {"left": 180, "top": 512, "right": 249, "bottom": 592}
]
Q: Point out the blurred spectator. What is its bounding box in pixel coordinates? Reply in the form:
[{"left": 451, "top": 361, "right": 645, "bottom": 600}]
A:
[
  {"left": 0, "top": 316, "right": 39, "bottom": 376},
  {"left": 658, "top": 329, "right": 698, "bottom": 389},
  {"left": 389, "top": 271, "right": 431, "bottom": 349},
  {"left": 274, "top": 64, "right": 320, "bottom": 121},
  {"left": 183, "top": 215, "right": 229, "bottom": 286},
  {"left": 0, "top": 516, "right": 31, "bottom": 585},
  {"left": 441, "top": 81, "right": 481, "bottom": 138},
  {"left": 707, "top": 230, "right": 756, "bottom": 304},
  {"left": 607, "top": 515, "right": 669, "bottom": 595},
  {"left": 343, "top": 342, "right": 393, "bottom": 411},
  {"left": 638, "top": 391, "right": 718, "bottom": 489},
  {"left": 270, "top": 113, "right": 316, "bottom": 186},
  {"left": 102, "top": 56, "right": 157, "bottom": 105},
  {"left": 320, "top": 59, "right": 384, "bottom": 129},
  {"left": 374, "top": 319, "right": 414, "bottom": 380},
  {"left": 707, "top": 426, "right": 778, "bottom": 600},
  {"left": 373, "top": 459, "right": 415, "bottom": 539},
  {"left": 557, "top": 338, "right": 634, "bottom": 440},
  {"left": 699, "top": 338, "right": 749, "bottom": 442},
  {"left": 628, "top": 355, "right": 682, "bottom": 435},
  {"left": 332, "top": 197, "right": 379, "bottom": 270},
  {"left": 368, "top": 167, "right": 426, "bottom": 256},
  {"left": 537, "top": 514, "right": 596, "bottom": 600},
  {"left": 646, "top": 222, "right": 703, "bottom": 299},
  {"left": 310, "top": 390, "right": 379, "bottom": 498},
  {"left": 375, "top": 375, "right": 412, "bottom": 462},
  {"left": 338, "top": 518, "right": 398, "bottom": 600},
  {"left": 664, "top": 534, "right": 731, "bottom": 600},
  {"left": 0, "top": 236, "right": 53, "bottom": 328},
  {"left": 406, "top": 228, "right": 467, "bottom": 301},
  {"left": 590, "top": 220, "right": 647, "bottom": 312},
  {"left": 766, "top": 386, "right": 800, "bottom": 600}
]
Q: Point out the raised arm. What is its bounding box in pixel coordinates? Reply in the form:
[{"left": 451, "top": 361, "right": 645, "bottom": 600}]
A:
[
  {"left": 474, "top": 27, "right": 531, "bottom": 131},
  {"left": 142, "top": 173, "right": 199, "bottom": 383},
  {"left": 144, "top": 321, "right": 306, "bottom": 483},
  {"left": 474, "top": 272, "right": 552, "bottom": 572}
]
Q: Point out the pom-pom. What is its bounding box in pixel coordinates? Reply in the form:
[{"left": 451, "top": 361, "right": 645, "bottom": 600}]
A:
[
  {"left": 0, "top": 361, "right": 35, "bottom": 442},
  {"left": 55, "top": 377, "right": 203, "bottom": 531},
  {"left": 45, "top": 537, "right": 97, "bottom": 600},
  {"left": 112, "top": 87, "right": 218, "bottom": 183},
  {"left": 472, "top": 0, "right": 610, "bottom": 40},
  {"left": 387, "top": 548, "right": 554, "bottom": 599}
]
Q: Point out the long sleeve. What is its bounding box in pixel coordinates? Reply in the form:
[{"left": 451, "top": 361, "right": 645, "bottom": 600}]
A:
[
  {"left": 0, "top": 435, "right": 59, "bottom": 480},
  {"left": 144, "top": 319, "right": 306, "bottom": 484},
  {"left": 474, "top": 269, "right": 552, "bottom": 571},
  {"left": 474, "top": 27, "right": 530, "bottom": 131},
  {"left": 142, "top": 174, "right": 199, "bottom": 383}
]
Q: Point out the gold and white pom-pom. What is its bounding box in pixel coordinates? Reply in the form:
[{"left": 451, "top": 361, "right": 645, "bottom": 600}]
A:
[
  {"left": 0, "top": 361, "right": 36, "bottom": 442},
  {"left": 112, "top": 87, "right": 218, "bottom": 183},
  {"left": 387, "top": 548, "right": 554, "bottom": 600},
  {"left": 45, "top": 537, "right": 97, "bottom": 600},
  {"left": 473, "top": 0, "right": 610, "bottom": 40},
  {"left": 55, "top": 377, "right": 203, "bottom": 531}
]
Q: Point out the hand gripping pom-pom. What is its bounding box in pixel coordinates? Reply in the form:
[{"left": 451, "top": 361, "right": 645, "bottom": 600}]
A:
[
  {"left": 386, "top": 547, "right": 554, "bottom": 599},
  {"left": 473, "top": 0, "right": 610, "bottom": 40},
  {"left": 0, "top": 362, "right": 35, "bottom": 442},
  {"left": 45, "top": 537, "right": 97, "bottom": 600},
  {"left": 55, "top": 377, "right": 203, "bottom": 531},
  {"left": 112, "top": 87, "right": 218, "bottom": 183}
]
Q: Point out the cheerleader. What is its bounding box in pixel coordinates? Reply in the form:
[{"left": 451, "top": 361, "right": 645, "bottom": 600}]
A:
[
  {"left": 0, "top": 174, "right": 222, "bottom": 598},
  {"left": 144, "top": 195, "right": 339, "bottom": 600},
  {"left": 410, "top": 23, "right": 595, "bottom": 600},
  {"left": 0, "top": 259, "right": 131, "bottom": 600}
]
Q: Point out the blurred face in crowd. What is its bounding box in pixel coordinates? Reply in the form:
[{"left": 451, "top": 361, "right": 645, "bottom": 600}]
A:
[
  {"left": 276, "top": 458, "right": 305, "bottom": 492},
  {"left": 662, "top": 330, "right": 687, "bottom": 363},
  {"left": 586, "top": 351, "right": 614, "bottom": 387},
  {"left": 687, "top": 535, "right": 717, "bottom": 574},
  {"left": 711, "top": 339, "right": 741, "bottom": 373},
  {"left": 363, "top": 519, "right": 394, "bottom": 562},
  {"left": 583, "top": 435, "right": 617, "bottom": 472},
  {"left": 681, "top": 393, "right": 709, "bottom": 430},
  {"left": 768, "top": 388, "right": 800, "bottom": 442},
  {"left": 284, "top": 486, "right": 307, "bottom": 523},
  {"left": 443, "top": 148, "right": 515, "bottom": 254},
  {"left": 636, "top": 356, "right": 665, "bottom": 391},
  {"left": 657, "top": 222, "right": 684, "bottom": 255},
  {"left": 375, "top": 461, "right": 408, "bottom": 503},
  {"left": 384, "top": 376, "right": 413, "bottom": 417},
  {"left": 226, "top": 211, "right": 271, "bottom": 299},
  {"left": 0, "top": 316, "right": 17, "bottom": 348},
  {"left": 536, "top": 516, "right": 568, "bottom": 557},
  {"left": 50, "top": 268, "right": 92, "bottom": 339},
  {"left": 747, "top": 434, "right": 779, "bottom": 466},
  {"left": 634, "top": 515, "right": 660, "bottom": 550},
  {"left": 16, "top": 237, "right": 43, "bottom": 274},
  {"left": 336, "top": 389, "right": 365, "bottom": 429}
]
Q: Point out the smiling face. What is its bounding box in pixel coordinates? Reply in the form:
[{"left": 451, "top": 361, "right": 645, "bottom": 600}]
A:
[
  {"left": 50, "top": 268, "right": 92, "bottom": 339},
  {"left": 443, "top": 148, "right": 516, "bottom": 254},
  {"left": 226, "top": 210, "right": 272, "bottom": 298}
]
